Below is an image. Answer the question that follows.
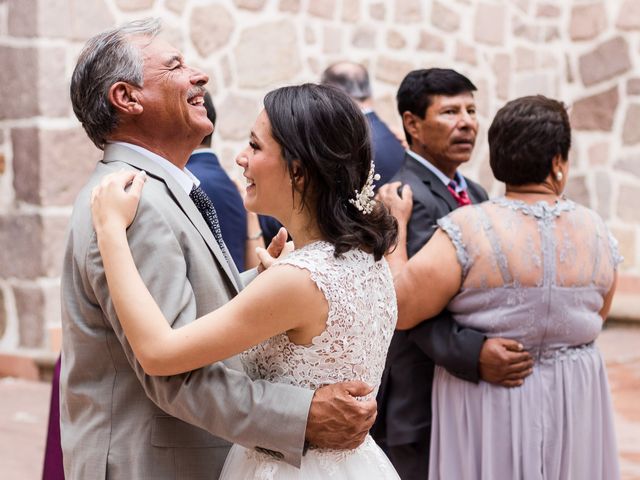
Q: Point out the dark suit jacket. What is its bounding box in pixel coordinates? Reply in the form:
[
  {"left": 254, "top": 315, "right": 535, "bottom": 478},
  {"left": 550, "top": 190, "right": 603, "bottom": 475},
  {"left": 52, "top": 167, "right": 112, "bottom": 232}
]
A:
[
  {"left": 372, "top": 153, "right": 489, "bottom": 447},
  {"left": 187, "top": 150, "right": 247, "bottom": 269},
  {"left": 365, "top": 111, "right": 406, "bottom": 190}
]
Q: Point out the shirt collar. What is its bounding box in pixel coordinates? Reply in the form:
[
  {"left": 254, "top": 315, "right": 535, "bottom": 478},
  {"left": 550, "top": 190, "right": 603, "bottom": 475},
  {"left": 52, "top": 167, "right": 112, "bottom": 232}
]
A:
[
  {"left": 406, "top": 149, "right": 467, "bottom": 192},
  {"left": 111, "top": 141, "right": 199, "bottom": 194}
]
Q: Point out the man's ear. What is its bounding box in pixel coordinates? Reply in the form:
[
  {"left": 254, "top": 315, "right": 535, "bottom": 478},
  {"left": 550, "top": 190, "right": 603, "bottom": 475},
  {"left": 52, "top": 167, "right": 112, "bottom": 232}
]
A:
[
  {"left": 402, "top": 111, "right": 420, "bottom": 143},
  {"left": 108, "top": 82, "right": 143, "bottom": 115}
]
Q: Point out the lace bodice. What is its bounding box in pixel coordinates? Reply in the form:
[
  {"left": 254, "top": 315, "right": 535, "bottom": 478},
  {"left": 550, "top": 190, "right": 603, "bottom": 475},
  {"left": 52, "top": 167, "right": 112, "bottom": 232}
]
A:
[
  {"left": 437, "top": 197, "right": 622, "bottom": 355},
  {"left": 241, "top": 241, "right": 397, "bottom": 399}
]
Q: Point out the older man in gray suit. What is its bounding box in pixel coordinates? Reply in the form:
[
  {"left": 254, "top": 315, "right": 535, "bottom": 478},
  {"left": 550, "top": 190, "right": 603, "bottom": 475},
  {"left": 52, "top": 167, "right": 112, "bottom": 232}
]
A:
[{"left": 60, "top": 19, "right": 375, "bottom": 479}]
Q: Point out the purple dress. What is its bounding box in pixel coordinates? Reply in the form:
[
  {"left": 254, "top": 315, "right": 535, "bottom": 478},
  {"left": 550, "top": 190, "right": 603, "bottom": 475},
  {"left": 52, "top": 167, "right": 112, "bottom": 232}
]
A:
[
  {"left": 43, "top": 356, "right": 64, "bottom": 480},
  {"left": 428, "top": 198, "right": 621, "bottom": 480}
]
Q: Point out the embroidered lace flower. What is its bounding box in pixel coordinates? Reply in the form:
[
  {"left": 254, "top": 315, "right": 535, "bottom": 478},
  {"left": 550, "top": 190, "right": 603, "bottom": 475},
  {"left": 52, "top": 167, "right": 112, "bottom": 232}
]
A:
[{"left": 348, "top": 162, "right": 380, "bottom": 214}]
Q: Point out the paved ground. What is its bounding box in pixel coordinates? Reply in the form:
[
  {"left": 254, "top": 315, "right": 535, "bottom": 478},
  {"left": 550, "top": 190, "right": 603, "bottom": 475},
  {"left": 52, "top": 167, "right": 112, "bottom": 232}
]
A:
[{"left": 1, "top": 323, "right": 639, "bottom": 479}]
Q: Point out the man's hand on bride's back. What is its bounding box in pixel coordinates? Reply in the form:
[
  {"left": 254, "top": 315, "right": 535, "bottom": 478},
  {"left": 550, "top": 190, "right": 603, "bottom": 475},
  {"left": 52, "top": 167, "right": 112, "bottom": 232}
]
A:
[
  {"left": 305, "top": 381, "right": 377, "bottom": 450},
  {"left": 256, "top": 227, "right": 293, "bottom": 273},
  {"left": 91, "top": 170, "right": 147, "bottom": 235}
]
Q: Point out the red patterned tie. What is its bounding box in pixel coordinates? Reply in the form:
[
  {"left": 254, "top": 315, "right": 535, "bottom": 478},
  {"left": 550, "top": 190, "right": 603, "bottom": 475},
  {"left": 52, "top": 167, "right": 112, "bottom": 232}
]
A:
[{"left": 447, "top": 181, "right": 471, "bottom": 207}]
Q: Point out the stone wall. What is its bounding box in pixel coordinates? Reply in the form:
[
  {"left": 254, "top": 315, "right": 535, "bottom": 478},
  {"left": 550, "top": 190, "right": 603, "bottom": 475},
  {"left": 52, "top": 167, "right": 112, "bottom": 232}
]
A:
[{"left": 1, "top": 0, "right": 639, "bottom": 369}]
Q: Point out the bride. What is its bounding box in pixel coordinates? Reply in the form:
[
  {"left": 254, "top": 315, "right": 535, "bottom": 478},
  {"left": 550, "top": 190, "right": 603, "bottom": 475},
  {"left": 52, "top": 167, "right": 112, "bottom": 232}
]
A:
[{"left": 91, "top": 84, "right": 401, "bottom": 479}]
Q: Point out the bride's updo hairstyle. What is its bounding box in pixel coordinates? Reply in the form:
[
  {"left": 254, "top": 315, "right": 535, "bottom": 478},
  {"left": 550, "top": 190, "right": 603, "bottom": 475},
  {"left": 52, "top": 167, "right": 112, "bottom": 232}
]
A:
[{"left": 263, "top": 83, "right": 398, "bottom": 260}]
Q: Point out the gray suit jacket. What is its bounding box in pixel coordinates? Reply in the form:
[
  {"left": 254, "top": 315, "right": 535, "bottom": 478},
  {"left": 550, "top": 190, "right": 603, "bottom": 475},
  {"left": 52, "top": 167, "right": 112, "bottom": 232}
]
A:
[{"left": 60, "top": 144, "right": 313, "bottom": 479}]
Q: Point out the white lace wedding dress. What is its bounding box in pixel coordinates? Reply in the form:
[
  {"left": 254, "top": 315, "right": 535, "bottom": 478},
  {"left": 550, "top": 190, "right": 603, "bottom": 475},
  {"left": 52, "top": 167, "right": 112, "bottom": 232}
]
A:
[{"left": 219, "top": 241, "right": 400, "bottom": 479}]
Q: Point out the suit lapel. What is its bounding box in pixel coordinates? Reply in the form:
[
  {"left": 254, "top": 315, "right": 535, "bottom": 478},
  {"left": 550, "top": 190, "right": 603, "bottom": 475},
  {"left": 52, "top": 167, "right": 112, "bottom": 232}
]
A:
[
  {"left": 405, "top": 155, "right": 459, "bottom": 211},
  {"left": 102, "top": 144, "right": 241, "bottom": 293}
]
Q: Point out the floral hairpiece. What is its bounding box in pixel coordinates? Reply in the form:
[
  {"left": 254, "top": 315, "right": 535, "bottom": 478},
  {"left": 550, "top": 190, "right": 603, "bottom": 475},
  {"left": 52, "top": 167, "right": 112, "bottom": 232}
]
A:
[{"left": 349, "top": 162, "right": 381, "bottom": 214}]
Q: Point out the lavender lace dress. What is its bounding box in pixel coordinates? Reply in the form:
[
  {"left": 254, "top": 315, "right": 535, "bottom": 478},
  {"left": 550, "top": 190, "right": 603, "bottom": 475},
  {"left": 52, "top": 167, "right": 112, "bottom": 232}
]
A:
[
  {"left": 429, "top": 197, "right": 622, "bottom": 480},
  {"left": 220, "top": 241, "right": 400, "bottom": 479}
]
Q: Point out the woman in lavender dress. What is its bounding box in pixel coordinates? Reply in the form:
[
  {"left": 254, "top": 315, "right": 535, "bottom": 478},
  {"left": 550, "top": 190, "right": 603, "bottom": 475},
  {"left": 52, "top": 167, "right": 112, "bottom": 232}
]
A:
[{"left": 380, "top": 95, "right": 621, "bottom": 479}]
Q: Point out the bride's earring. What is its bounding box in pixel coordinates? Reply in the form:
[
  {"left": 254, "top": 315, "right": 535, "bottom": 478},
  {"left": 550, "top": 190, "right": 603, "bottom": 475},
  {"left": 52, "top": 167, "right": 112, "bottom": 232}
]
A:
[{"left": 555, "top": 171, "right": 563, "bottom": 181}]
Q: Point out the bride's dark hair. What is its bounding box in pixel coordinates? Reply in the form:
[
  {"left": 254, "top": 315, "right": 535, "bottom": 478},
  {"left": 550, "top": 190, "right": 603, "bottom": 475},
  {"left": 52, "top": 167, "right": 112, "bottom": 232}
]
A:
[{"left": 263, "top": 83, "right": 398, "bottom": 260}]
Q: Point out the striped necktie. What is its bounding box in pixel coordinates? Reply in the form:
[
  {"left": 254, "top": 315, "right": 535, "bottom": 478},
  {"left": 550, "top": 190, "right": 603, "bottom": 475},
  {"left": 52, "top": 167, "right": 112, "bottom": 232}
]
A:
[{"left": 447, "top": 180, "right": 471, "bottom": 207}]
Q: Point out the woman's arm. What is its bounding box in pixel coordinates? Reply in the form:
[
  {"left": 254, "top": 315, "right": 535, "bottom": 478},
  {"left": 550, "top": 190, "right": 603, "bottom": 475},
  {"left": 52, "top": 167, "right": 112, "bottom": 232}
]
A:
[
  {"left": 377, "top": 182, "right": 463, "bottom": 329},
  {"left": 394, "top": 229, "right": 462, "bottom": 329},
  {"left": 92, "top": 171, "right": 326, "bottom": 376}
]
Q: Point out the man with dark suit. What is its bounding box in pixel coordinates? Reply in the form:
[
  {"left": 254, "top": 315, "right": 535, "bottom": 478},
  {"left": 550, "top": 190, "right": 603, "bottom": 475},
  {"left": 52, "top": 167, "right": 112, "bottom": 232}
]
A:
[
  {"left": 61, "top": 19, "right": 377, "bottom": 479},
  {"left": 372, "top": 68, "right": 534, "bottom": 479},
  {"left": 321, "top": 61, "right": 406, "bottom": 188},
  {"left": 186, "top": 91, "right": 263, "bottom": 270}
]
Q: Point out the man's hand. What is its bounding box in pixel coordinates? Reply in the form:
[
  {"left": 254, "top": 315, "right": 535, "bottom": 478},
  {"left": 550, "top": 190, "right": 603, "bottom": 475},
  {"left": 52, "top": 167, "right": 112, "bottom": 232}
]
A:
[
  {"left": 256, "top": 227, "right": 292, "bottom": 273},
  {"left": 305, "top": 381, "right": 376, "bottom": 450},
  {"left": 479, "top": 338, "right": 534, "bottom": 387}
]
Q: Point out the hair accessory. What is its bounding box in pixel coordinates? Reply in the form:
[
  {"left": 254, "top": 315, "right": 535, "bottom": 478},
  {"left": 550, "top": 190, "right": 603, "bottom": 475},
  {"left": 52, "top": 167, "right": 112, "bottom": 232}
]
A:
[
  {"left": 556, "top": 171, "right": 563, "bottom": 181},
  {"left": 349, "top": 162, "right": 381, "bottom": 214}
]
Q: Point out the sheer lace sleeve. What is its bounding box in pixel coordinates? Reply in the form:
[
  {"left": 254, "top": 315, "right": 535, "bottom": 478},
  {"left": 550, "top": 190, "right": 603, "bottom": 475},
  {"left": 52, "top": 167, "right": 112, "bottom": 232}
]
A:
[
  {"left": 607, "top": 231, "right": 624, "bottom": 270},
  {"left": 437, "top": 214, "right": 472, "bottom": 279}
]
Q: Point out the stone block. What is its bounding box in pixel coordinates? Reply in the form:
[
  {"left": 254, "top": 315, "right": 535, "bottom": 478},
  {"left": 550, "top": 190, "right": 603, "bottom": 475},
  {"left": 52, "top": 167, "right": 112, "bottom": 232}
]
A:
[
  {"left": 615, "top": 153, "right": 640, "bottom": 179},
  {"left": 13, "top": 284, "right": 45, "bottom": 348},
  {"left": 513, "top": 18, "right": 559, "bottom": 42},
  {"left": 234, "top": 0, "right": 266, "bottom": 10},
  {"left": 570, "top": 3, "right": 607, "bottom": 40},
  {"left": 579, "top": 37, "right": 631, "bottom": 87},
  {"left": 375, "top": 57, "right": 414, "bottom": 86},
  {"left": 473, "top": 77, "right": 490, "bottom": 117},
  {"left": 537, "top": 3, "right": 560, "bottom": 17},
  {"left": 431, "top": 1, "right": 460, "bottom": 32},
  {"left": 0, "top": 153, "right": 5, "bottom": 175},
  {"left": 370, "top": 3, "right": 385, "bottom": 20},
  {"left": 514, "top": 72, "right": 556, "bottom": 98},
  {"left": 352, "top": 26, "right": 376, "bottom": 49},
  {"left": 617, "top": 184, "right": 640, "bottom": 223},
  {"left": 235, "top": 20, "right": 301, "bottom": 88},
  {"left": 279, "top": 0, "right": 300, "bottom": 13},
  {"left": 492, "top": 53, "right": 511, "bottom": 100},
  {"left": 564, "top": 174, "right": 590, "bottom": 207},
  {"left": 394, "top": 0, "right": 422, "bottom": 23},
  {"left": 515, "top": 47, "right": 536, "bottom": 71},
  {"left": 417, "top": 31, "right": 445, "bottom": 52},
  {"left": 628, "top": 78, "right": 640, "bottom": 95},
  {"left": 115, "top": 0, "right": 155, "bottom": 10},
  {"left": 387, "top": 30, "right": 406, "bottom": 49},
  {"left": 37, "top": 47, "right": 69, "bottom": 118},
  {"left": 42, "top": 215, "right": 70, "bottom": 277},
  {"left": 309, "top": 0, "right": 335, "bottom": 19},
  {"left": 0, "top": 353, "right": 40, "bottom": 381},
  {"left": 159, "top": 26, "right": 185, "bottom": 52},
  {"left": 323, "top": 26, "right": 343, "bottom": 54},
  {"left": 0, "top": 214, "right": 43, "bottom": 279},
  {"left": 217, "top": 94, "right": 259, "bottom": 141},
  {"left": 70, "top": 0, "right": 115, "bottom": 41},
  {"left": 474, "top": 2, "right": 505, "bottom": 45},
  {"left": 595, "top": 171, "right": 611, "bottom": 219},
  {"left": 13, "top": 127, "right": 101, "bottom": 206},
  {"left": 190, "top": 5, "right": 234, "bottom": 57},
  {"left": 588, "top": 141, "right": 610, "bottom": 166},
  {"left": 623, "top": 104, "right": 640, "bottom": 145},
  {"left": 165, "top": 0, "right": 186, "bottom": 14},
  {"left": 342, "top": 0, "right": 360, "bottom": 22},
  {"left": 0, "top": 46, "right": 39, "bottom": 120},
  {"left": 455, "top": 41, "right": 477, "bottom": 66},
  {"left": 221, "top": 55, "right": 233, "bottom": 87},
  {"left": 570, "top": 87, "right": 619, "bottom": 131},
  {"left": 9, "top": 0, "right": 71, "bottom": 38},
  {"left": 616, "top": 0, "right": 640, "bottom": 30}
]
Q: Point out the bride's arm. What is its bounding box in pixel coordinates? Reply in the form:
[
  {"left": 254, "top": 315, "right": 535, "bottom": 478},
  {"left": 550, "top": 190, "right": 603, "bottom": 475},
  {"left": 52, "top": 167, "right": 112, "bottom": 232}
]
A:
[
  {"left": 92, "top": 171, "right": 324, "bottom": 376},
  {"left": 377, "top": 182, "right": 462, "bottom": 330}
]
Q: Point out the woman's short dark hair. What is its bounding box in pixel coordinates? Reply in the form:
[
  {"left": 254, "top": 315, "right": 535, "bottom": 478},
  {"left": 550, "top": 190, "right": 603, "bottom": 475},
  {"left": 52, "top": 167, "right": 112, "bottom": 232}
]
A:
[
  {"left": 489, "top": 95, "right": 571, "bottom": 185},
  {"left": 263, "top": 83, "right": 397, "bottom": 260}
]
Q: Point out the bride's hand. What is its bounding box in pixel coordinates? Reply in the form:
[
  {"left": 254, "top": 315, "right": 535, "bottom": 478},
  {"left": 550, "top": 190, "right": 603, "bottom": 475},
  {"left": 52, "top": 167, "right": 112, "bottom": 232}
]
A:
[
  {"left": 377, "top": 181, "right": 413, "bottom": 226},
  {"left": 91, "top": 170, "right": 147, "bottom": 235},
  {"left": 256, "top": 227, "right": 292, "bottom": 273}
]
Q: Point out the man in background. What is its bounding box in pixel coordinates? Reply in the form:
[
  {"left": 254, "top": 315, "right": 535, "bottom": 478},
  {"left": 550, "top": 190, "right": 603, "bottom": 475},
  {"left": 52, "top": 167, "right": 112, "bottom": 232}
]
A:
[{"left": 321, "top": 61, "right": 406, "bottom": 188}]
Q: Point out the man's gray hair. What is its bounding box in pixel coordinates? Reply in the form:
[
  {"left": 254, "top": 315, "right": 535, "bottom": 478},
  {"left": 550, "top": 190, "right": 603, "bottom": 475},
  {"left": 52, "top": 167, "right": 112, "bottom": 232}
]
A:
[
  {"left": 70, "top": 18, "right": 161, "bottom": 149},
  {"left": 320, "top": 61, "right": 372, "bottom": 102}
]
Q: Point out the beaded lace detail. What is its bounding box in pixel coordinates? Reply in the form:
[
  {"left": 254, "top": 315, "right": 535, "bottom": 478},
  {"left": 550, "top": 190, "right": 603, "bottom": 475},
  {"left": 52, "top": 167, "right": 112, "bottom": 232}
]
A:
[{"left": 240, "top": 241, "right": 397, "bottom": 467}]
